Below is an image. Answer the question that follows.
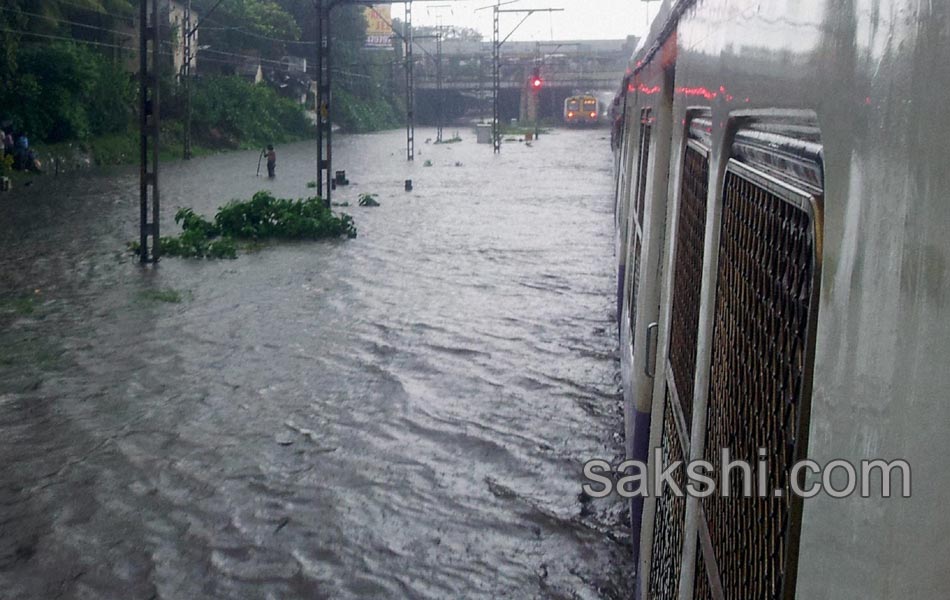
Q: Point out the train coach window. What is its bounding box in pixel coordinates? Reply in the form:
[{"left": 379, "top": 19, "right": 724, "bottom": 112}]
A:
[
  {"left": 666, "top": 129, "right": 710, "bottom": 433},
  {"left": 696, "top": 124, "right": 823, "bottom": 600},
  {"left": 649, "top": 116, "right": 710, "bottom": 598},
  {"left": 628, "top": 108, "right": 654, "bottom": 344},
  {"left": 635, "top": 109, "right": 653, "bottom": 229}
]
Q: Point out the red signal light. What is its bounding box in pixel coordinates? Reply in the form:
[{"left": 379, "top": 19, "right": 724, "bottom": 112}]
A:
[
  {"left": 567, "top": 111, "right": 574, "bottom": 118},
  {"left": 529, "top": 66, "right": 543, "bottom": 90},
  {"left": 590, "top": 112, "right": 597, "bottom": 118}
]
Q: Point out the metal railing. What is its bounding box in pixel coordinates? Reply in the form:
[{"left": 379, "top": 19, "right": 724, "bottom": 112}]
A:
[
  {"left": 697, "top": 159, "right": 822, "bottom": 600},
  {"left": 667, "top": 141, "right": 709, "bottom": 431},
  {"left": 649, "top": 393, "right": 689, "bottom": 598}
]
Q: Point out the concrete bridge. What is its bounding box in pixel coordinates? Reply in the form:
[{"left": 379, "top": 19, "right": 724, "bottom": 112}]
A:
[
  {"left": 416, "top": 71, "right": 622, "bottom": 92},
  {"left": 408, "top": 37, "right": 635, "bottom": 123}
]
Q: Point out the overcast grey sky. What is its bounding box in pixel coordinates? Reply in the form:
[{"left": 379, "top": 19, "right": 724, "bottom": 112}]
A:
[{"left": 390, "top": 1, "right": 654, "bottom": 42}]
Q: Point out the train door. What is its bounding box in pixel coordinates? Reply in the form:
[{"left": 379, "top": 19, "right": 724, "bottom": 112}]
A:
[
  {"left": 640, "top": 113, "right": 712, "bottom": 599},
  {"left": 640, "top": 112, "right": 824, "bottom": 600},
  {"left": 620, "top": 62, "right": 676, "bottom": 565},
  {"left": 686, "top": 121, "right": 823, "bottom": 600}
]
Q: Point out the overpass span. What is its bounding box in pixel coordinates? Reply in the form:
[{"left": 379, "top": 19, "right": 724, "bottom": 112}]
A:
[
  {"left": 417, "top": 71, "right": 622, "bottom": 92},
  {"left": 407, "top": 37, "right": 635, "bottom": 124}
]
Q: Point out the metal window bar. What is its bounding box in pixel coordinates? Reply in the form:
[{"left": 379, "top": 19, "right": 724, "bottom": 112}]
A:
[
  {"left": 695, "top": 508, "right": 726, "bottom": 599},
  {"left": 694, "top": 542, "right": 715, "bottom": 600},
  {"left": 666, "top": 141, "right": 710, "bottom": 433},
  {"left": 629, "top": 235, "right": 641, "bottom": 343},
  {"left": 649, "top": 140, "right": 711, "bottom": 599},
  {"left": 698, "top": 159, "right": 822, "bottom": 600},
  {"left": 648, "top": 394, "right": 688, "bottom": 599}
]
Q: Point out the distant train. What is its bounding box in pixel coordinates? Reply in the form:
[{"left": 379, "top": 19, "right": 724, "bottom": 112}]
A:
[{"left": 563, "top": 94, "right": 604, "bottom": 126}]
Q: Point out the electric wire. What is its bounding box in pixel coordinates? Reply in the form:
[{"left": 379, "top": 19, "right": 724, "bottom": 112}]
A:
[
  {"left": 0, "top": 26, "right": 134, "bottom": 50},
  {"left": 0, "top": 6, "right": 134, "bottom": 37}
]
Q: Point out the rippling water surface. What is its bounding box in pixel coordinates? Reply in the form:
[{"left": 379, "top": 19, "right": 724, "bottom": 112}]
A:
[{"left": 0, "top": 128, "right": 631, "bottom": 599}]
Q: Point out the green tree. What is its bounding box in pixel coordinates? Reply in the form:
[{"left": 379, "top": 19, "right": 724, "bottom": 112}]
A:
[
  {"left": 15, "top": 44, "right": 97, "bottom": 141},
  {"left": 3, "top": 41, "right": 134, "bottom": 141},
  {"left": 188, "top": 75, "right": 311, "bottom": 147},
  {"left": 193, "top": 0, "right": 301, "bottom": 56}
]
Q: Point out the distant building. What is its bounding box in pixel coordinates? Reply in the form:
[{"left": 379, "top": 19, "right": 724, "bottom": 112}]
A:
[
  {"left": 281, "top": 56, "right": 307, "bottom": 75},
  {"left": 271, "top": 56, "right": 311, "bottom": 105},
  {"left": 238, "top": 59, "right": 265, "bottom": 84},
  {"left": 163, "top": 0, "right": 198, "bottom": 79}
]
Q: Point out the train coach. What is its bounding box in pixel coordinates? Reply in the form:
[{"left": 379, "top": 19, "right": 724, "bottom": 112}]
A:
[
  {"left": 610, "top": 1, "right": 949, "bottom": 599},
  {"left": 564, "top": 94, "right": 604, "bottom": 126}
]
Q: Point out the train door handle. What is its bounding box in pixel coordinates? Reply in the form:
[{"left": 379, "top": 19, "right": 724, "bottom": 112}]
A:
[{"left": 644, "top": 322, "right": 658, "bottom": 378}]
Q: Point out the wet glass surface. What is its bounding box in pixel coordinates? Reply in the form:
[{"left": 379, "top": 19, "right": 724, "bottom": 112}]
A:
[{"left": 0, "top": 128, "right": 631, "bottom": 599}]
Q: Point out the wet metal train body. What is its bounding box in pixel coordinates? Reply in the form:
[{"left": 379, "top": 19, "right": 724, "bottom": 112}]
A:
[{"left": 611, "top": 0, "right": 949, "bottom": 598}]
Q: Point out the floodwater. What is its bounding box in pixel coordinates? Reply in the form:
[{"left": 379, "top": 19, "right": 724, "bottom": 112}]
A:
[{"left": 0, "top": 128, "right": 632, "bottom": 599}]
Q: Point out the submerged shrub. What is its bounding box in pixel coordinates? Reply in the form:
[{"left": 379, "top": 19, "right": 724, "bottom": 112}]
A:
[
  {"left": 214, "top": 191, "right": 357, "bottom": 240},
  {"left": 175, "top": 207, "right": 218, "bottom": 238},
  {"left": 132, "top": 191, "right": 356, "bottom": 259},
  {"left": 207, "top": 237, "right": 238, "bottom": 259}
]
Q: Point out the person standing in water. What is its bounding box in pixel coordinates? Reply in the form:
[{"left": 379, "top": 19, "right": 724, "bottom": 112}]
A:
[{"left": 266, "top": 144, "right": 276, "bottom": 178}]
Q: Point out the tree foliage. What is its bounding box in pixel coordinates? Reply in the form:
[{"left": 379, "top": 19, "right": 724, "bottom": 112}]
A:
[
  {"left": 6, "top": 43, "right": 134, "bottom": 141},
  {"left": 0, "top": 0, "right": 406, "bottom": 147},
  {"left": 193, "top": 0, "right": 301, "bottom": 55},
  {"left": 186, "top": 75, "right": 312, "bottom": 148}
]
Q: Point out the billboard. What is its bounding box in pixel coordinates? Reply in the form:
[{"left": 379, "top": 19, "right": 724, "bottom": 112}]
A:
[{"left": 364, "top": 5, "right": 394, "bottom": 50}]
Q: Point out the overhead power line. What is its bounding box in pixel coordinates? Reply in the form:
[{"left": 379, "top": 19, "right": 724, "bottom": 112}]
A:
[
  {"left": 0, "top": 6, "right": 134, "bottom": 37},
  {"left": 0, "top": 26, "right": 134, "bottom": 50},
  {"left": 198, "top": 16, "right": 314, "bottom": 46}
]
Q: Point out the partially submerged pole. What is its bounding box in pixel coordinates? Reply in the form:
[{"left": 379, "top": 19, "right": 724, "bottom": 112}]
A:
[{"left": 139, "top": 0, "right": 160, "bottom": 263}]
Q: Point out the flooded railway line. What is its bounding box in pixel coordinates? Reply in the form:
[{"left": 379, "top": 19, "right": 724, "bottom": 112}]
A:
[{"left": 0, "top": 129, "right": 632, "bottom": 598}]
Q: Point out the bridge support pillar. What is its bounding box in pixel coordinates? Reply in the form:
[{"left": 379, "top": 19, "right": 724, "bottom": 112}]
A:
[{"left": 519, "top": 76, "right": 539, "bottom": 125}]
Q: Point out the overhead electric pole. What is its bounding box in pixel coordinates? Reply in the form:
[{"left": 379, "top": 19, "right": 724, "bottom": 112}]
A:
[
  {"left": 139, "top": 0, "right": 160, "bottom": 263},
  {"left": 316, "top": 0, "right": 332, "bottom": 202},
  {"left": 315, "top": 0, "right": 478, "bottom": 202},
  {"left": 182, "top": 0, "right": 192, "bottom": 160},
  {"left": 479, "top": 0, "right": 562, "bottom": 153},
  {"left": 182, "top": 0, "right": 229, "bottom": 160},
  {"left": 425, "top": 4, "right": 452, "bottom": 143},
  {"left": 436, "top": 27, "right": 443, "bottom": 142},
  {"left": 404, "top": 0, "right": 414, "bottom": 161},
  {"left": 492, "top": 5, "right": 500, "bottom": 152}
]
